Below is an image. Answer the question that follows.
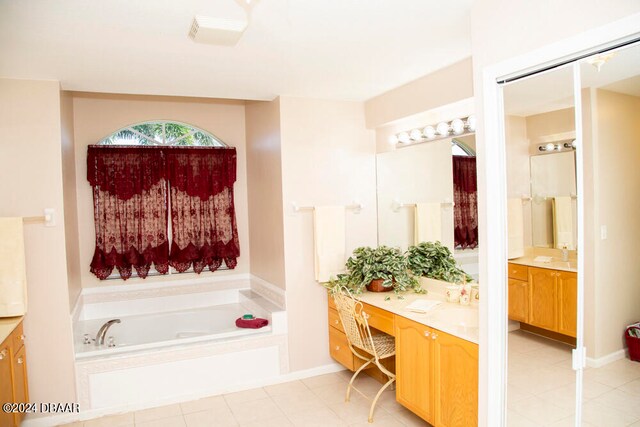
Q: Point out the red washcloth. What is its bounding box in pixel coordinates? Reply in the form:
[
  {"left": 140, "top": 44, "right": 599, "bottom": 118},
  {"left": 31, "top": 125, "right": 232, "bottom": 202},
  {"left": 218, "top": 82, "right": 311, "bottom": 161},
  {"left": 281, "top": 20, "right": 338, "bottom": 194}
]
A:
[{"left": 235, "top": 317, "right": 269, "bottom": 329}]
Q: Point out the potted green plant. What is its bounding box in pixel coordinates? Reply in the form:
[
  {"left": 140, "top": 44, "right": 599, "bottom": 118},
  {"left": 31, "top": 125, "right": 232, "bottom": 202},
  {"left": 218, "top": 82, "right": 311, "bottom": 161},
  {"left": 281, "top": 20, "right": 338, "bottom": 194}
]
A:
[
  {"left": 406, "top": 241, "right": 472, "bottom": 284},
  {"left": 329, "top": 246, "right": 424, "bottom": 295}
]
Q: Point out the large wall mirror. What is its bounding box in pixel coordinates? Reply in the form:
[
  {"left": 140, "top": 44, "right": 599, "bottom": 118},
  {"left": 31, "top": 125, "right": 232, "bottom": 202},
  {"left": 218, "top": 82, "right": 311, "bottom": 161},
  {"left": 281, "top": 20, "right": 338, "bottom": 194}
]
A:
[
  {"left": 502, "top": 39, "right": 640, "bottom": 427},
  {"left": 376, "top": 134, "right": 479, "bottom": 281}
]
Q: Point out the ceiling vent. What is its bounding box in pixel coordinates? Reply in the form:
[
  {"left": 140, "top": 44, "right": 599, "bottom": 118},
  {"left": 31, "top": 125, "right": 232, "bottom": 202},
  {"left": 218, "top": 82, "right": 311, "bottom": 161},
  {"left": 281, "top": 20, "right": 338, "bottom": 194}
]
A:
[{"left": 188, "top": 15, "right": 247, "bottom": 46}]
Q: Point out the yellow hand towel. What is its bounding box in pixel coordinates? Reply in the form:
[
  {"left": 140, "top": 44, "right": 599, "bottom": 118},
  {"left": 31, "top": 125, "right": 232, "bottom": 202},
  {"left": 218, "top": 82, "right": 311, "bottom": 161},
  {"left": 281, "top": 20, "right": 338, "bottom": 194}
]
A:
[
  {"left": 313, "top": 206, "right": 346, "bottom": 283},
  {"left": 553, "top": 196, "right": 575, "bottom": 250},
  {"left": 414, "top": 203, "right": 442, "bottom": 245},
  {"left": 0, "top": 218, "right": 28, "bottom": 316}
]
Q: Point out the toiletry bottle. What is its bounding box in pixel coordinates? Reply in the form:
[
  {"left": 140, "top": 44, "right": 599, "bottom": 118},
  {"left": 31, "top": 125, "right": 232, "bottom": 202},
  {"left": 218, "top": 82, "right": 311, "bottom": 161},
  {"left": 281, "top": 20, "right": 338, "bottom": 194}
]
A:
[{"left": 561, "top": 244, "right": 569, "bottom": 262}]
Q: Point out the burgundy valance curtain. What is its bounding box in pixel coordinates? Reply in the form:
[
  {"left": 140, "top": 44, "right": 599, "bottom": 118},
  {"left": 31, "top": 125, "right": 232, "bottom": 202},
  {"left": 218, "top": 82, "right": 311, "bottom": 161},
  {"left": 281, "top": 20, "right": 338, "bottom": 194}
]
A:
[
  {"left": 87, "top": 146, "right": 239, "bottom": 280},
  {"left": 452, "top": 156, "right": 478, "bottom": 249}
]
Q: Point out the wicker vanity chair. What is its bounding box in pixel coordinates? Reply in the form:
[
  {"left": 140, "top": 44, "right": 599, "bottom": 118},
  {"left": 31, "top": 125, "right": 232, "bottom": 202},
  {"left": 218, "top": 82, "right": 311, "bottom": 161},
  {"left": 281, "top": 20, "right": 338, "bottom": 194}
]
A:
[{"left": 332, "top": 286, "right": 396, "bottom": 423}]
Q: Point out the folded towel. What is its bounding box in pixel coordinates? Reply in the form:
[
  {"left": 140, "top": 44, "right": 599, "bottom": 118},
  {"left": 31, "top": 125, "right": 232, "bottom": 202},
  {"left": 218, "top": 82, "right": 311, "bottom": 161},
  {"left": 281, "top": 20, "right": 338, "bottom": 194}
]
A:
[
  {"left": 405, "top": 299, "right": 442, "bottom": 313},
  {"left": 235, "top": 317, "right": 269, "bottom": 329},
  {"left": 313, "top": 206, "right": 346, "bottom": 283},
  {"left": 0, "top": 218, "right": 28, "bottom": 317},
  {"left": 507, "top": 198, "right": 524, "bottom": 259},
  {"left": 414, "top": 203, "right": 441, "bottom": 245},
  {"left": 553, "top": 196, "right": 575, "bottom": 250}
]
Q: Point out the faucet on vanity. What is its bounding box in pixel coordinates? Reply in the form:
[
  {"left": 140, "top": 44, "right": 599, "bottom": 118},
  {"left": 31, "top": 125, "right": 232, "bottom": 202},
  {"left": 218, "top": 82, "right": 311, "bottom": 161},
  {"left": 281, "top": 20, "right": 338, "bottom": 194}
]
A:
[{"left": 95, "top": 319, "right": 121, "bottom": 346}]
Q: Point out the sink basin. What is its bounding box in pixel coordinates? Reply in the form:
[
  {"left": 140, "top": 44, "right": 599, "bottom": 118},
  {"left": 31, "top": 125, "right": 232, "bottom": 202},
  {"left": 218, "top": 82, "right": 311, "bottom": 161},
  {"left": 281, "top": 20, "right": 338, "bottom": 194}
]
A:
[{"left": 427, "top": 308, "right": 478, "bottom": 328}]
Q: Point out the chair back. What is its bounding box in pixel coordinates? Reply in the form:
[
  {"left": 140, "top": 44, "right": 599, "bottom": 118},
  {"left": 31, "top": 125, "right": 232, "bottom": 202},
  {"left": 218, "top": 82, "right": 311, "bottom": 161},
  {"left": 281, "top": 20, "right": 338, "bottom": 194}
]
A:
[{"left": 332, "top": 287, "right": 378, "bottom": 358}]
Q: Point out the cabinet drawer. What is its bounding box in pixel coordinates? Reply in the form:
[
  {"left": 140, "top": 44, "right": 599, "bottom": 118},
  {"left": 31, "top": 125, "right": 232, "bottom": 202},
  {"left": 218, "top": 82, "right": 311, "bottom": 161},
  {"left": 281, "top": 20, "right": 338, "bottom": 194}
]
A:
[
  {"left": 508, "top": 263, "right": 528, "bottom": 281},
  {"left": 329, "top": 327, "right": 354, "bottom": 370},
  {"left": 328, "top": 307, "right": 344, "bottom": 333},
  {"left": 12, "top": 322, "right": 24, "bottom": 351},
  {"left": 362, "top": 303, "right": 395, "bottom": 336}
]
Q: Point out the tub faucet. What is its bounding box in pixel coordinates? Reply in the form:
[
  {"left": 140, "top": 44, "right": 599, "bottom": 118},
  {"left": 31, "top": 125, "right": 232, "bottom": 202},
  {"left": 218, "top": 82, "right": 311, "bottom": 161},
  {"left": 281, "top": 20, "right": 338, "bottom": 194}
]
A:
[{"left": 95, "top": 319, "right": 121, "bottom": 346}]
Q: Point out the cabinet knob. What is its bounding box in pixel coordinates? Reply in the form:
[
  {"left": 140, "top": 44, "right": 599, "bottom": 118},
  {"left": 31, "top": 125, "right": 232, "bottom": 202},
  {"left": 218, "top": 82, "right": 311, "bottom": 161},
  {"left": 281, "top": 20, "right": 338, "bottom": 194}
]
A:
[
  {"left": 334, "top": 320, "right": 339, "bottom": 325},
  {"left": 335, "top": 345, "right": 340, "bottom": 351},
  {"left": 20, "top": 334, "right": 25, "bottom": 341},
  {"left": 424, "top": 331, "right": 431, "bottom": 337},
  {"left": 431, "top": 333, "right": 438, "bottom": 340},
  {"left": 0, "top": 350, "right": 6, "bottom": 360},
  {"left": 17, "top": 357, "right": 23, "bottom": 364}
]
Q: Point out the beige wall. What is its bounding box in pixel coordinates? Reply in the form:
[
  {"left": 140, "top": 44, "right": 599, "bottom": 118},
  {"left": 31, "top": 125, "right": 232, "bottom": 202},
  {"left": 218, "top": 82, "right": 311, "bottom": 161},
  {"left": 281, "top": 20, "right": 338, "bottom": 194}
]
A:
[
  {"left": 245, "top": 99, "right": 286, "bottom": 289},
  {"left": 0, "top": 79, "right": 77, "bottom": 408},
  {"left": 590, "top": 89, "right": 640, "bottom": 358},
  {"left": 525, "top": 108, "right": 575, "bottom": 155},
  {"left": 279, "top": 97, "right": 377, "bottom": 371},
  {"left": 60, "top": 91, "right": 82, "bottom": 308},
  {"left": 364, "top": 58, "right": 474, "bottom": 129},
  {"left": 70, "top": 93, "right": 250, "bottom": 288}
]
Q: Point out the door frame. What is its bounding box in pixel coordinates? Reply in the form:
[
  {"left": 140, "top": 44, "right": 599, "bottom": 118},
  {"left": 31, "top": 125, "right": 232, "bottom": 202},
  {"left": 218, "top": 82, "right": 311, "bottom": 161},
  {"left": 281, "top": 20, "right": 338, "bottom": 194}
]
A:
[{"left": 478, "top": 12, "right": 640, "bottom": 427}]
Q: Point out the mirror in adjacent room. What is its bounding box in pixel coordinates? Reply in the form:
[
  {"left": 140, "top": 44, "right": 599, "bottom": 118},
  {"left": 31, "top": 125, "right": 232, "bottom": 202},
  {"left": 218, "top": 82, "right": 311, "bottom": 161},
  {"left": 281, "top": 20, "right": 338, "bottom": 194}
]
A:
[
  {"left": 376, "top": 133, "right": 479, "bottom": 282},
  {"left": 503, "top": 65, "right": 579, "bottom": 426},
  {"left": 578, "top": 41, "right": 640, "bottom": 425}
]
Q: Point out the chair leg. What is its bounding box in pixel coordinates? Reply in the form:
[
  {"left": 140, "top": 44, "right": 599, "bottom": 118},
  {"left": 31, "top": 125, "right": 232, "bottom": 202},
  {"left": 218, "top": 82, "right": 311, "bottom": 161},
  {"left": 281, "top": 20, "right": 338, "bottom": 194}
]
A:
[
  {"left": 346, "top": 359, "right": 373, "bottom": 402},
  {"left": 368, "top": 376, "right": 395, "bottom": 423}
]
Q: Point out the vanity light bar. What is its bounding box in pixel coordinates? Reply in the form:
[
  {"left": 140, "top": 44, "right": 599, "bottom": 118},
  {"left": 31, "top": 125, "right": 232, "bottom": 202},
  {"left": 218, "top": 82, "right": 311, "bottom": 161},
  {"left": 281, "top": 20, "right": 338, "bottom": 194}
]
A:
[
  {"left": 389, "top": 116, "right": 476, "bottom": 146},
  {"left": 537, "top": 139, "right": 576, "bottom": 152}
]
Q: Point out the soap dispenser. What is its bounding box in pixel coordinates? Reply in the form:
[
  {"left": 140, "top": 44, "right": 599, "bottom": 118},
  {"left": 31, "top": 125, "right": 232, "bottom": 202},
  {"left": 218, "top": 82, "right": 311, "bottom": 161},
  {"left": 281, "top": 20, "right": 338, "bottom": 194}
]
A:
[{"left": 561, "top": 244, "right": 569, "bottom": 262}]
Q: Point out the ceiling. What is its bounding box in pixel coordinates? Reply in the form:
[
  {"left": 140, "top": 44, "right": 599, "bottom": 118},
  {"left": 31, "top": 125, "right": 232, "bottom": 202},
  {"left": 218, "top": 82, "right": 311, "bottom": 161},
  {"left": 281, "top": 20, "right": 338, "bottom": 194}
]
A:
[
  {"left": 0, "top": 0, "right": 473, "bottom": 101},
  {"left": 503, "top": 42, "right": 640, "bottom": 117}
]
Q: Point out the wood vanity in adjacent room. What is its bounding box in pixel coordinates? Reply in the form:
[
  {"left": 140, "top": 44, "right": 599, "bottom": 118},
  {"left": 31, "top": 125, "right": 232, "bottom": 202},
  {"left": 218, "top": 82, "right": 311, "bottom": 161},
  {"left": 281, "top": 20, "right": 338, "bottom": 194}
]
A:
[
  {"left": 327, "top": 289, "right": 478, "bottom": 427},
  {"left": 508, "top": 259, "right": 577, "bottom": 342},
  {"left": 0, "top": 318, "right": 29, "bottom": 427}
]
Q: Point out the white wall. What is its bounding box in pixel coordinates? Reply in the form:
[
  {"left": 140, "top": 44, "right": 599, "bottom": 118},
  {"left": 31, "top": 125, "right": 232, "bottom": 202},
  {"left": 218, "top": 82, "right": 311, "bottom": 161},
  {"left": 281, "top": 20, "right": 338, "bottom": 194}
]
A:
[
  {"left": 279, "top": 97, "right": 377, "bottom": 371},
  {"left": 505, "top": 115, "right": 532, "bottom": 248},
  {"left": 0, "top": 79, "right": 77, "bottom": 409}
]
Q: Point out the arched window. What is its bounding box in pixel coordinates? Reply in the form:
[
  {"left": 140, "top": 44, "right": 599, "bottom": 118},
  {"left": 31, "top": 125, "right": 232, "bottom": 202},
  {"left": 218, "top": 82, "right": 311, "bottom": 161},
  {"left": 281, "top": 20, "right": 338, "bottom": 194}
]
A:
[{"left": 98, "top": 121, "right": 227, "bottom": 147}]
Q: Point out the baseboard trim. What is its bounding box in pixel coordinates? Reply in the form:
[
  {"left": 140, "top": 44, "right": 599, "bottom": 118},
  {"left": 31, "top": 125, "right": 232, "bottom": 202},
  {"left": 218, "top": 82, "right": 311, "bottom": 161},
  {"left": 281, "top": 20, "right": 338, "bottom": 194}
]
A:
[
  {"left": 21, "top": 362, "right": 346, "bottom": 427},
  {"left": 586, "top": 349, "right": 628, "bottom": 368}
]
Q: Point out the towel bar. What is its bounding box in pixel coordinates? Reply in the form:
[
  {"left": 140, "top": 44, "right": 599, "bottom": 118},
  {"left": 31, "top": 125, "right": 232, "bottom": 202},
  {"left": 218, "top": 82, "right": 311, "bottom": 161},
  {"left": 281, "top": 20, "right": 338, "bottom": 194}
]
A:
[
  {"left": 392, "top": 200, "right": 455, "bottom": 212},
  {"left": 292, "top": 202, "right": 363, "bottom": 214},
  {"left": 22, "top": 208, "right": 56, "bottom": 227}
]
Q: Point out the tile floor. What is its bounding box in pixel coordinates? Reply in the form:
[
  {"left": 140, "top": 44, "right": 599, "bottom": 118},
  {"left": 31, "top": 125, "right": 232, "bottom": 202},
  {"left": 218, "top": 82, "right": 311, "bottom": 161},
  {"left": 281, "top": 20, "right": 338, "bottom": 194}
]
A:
[
  {"left": 507, "top": 329, "right": 640, "bottom": 427},
  {"left": 59, "top": 370, "right": 431, "bottom": 427},
  {"left": 60, "top": 330, "right": 640, "bottom": 427}
]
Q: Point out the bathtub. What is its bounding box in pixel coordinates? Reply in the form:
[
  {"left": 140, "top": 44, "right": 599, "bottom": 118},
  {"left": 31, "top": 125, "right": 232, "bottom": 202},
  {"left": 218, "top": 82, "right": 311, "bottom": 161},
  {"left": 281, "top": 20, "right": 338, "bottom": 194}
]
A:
[
  {"left": 73, "top": 275, "right": 289, "bottom": 412},
  {"left": 75, "top": 303, "right": 272, "bottom": 358}
]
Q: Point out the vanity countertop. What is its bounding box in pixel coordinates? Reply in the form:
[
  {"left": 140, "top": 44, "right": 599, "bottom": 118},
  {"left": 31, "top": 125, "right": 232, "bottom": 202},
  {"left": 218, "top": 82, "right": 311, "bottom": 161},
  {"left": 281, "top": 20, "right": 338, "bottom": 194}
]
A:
[
  {"left": 508, "top": 256, "right": 577, "bottom": 273},
  {"left": 357, "top": 284, "right": 478, "bottom": 345},
  {"left": 0, "top": 316, "right": 23, "bottom": 345}
]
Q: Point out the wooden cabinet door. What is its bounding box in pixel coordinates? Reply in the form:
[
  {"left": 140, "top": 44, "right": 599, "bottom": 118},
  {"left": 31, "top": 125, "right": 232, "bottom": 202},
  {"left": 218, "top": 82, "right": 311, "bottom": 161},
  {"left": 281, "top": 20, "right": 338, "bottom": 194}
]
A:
[
  {"left": 508, "top": 279, "right": 528, "bottom": 322},
  {"left": 395, "top": 316, "right": 434, "bottom": 424},
  {"left": 557, "top": 271, "right": 578, "bottom": 337},
  {"left": 434, "top": 330, "right": 478, "bottom": 427},
  {"left": 12, "top": 345, "right": 27, "bottom": 426},
  {"left": 0, "top": 342, "right": 13, "bottom": 427},
  {"left": 528, "top": 267, "right": 557, "bottom": 331}
]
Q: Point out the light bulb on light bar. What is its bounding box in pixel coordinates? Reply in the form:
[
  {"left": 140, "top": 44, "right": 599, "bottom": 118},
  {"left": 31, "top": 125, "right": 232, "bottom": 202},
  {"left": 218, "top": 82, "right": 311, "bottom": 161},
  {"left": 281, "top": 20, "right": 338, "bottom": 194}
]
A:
[
  {"left": 436, "top": 122, "right": 450, "bottom": 136},
  {"left": 397, "top": 132, "right": 411, "bottom": 144},
  {"left": 388, "top": 134, "right": 399, "bottom": 145},
  {"left": 423, "top": 126, "right": 436, "bottom": 139},
  {"left": 451, "top": 118, "right": 464, "bottom": 135},
  {"left": 410, "top": 129, "right": 422, "bottom": 141},
  {"left": 545, "top": 143, "right": 555, "bottom": 151},
  {"left": 466, "top": 115, "right": 477, "bottom": 132}
]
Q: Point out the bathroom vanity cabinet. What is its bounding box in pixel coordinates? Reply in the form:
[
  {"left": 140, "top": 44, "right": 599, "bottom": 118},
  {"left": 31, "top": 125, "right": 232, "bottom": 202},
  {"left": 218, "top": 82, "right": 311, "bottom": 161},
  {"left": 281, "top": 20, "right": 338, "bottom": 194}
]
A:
[
  {"left": 0, "top": 319, "right": 29, "bottom": 427},
  {"left": 327, "top": 297, "right": 478, "bottom": 426},
  {"left": 395, "top": 316, "right": 478, "bottom": 427},
  {"left": 508, "top": 263, "right": 577, "bottom": 338}
]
